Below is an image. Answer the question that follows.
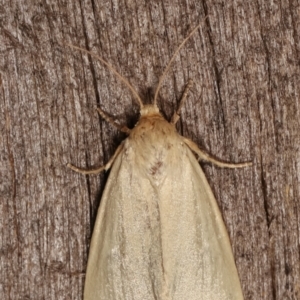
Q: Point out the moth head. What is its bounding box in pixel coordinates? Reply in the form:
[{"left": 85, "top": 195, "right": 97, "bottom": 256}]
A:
[{"left": 140, "top": 104, "right": 160, "bottom": 117}]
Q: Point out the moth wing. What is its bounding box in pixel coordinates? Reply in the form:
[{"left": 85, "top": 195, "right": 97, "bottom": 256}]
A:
[
  {"left": 84, "top": 141, "right": 244, "bottom": 300},
  {"left": 84, "top": 149, "right": 165, "bottom": 300},
  {"left": 157, "top": 146, "right": 244, "bottom": 300}
]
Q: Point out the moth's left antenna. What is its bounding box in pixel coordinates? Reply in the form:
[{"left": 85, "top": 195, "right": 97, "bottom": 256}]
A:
[{"left": 64, "top": 43, "right": 144, "bottom": 109}]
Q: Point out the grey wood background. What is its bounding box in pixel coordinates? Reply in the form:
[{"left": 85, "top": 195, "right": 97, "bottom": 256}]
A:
[{"left": 1, "top": 0, "right": 299, "bottom": 299}]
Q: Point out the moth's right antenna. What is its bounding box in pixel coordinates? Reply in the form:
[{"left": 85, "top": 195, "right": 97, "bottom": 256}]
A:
[
  {"left": 64, "top": 43, "right": 144, "bottom": 109},
  {"left": 153, "top": 17, "right": 208, "bottom": 106}
]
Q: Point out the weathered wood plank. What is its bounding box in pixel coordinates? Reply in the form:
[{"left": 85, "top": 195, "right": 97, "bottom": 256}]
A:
[{"left": 1, "top": 0, "right": 299, "bottom": 299}]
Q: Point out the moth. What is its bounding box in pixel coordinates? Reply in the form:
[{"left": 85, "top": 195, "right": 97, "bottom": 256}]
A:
[{"left": 67, "top": 21, "right": 251, "bottom": 300}]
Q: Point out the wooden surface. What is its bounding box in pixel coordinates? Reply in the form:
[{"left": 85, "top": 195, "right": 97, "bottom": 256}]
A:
[{"left": 1, "top": 0, "right": 300, "bottom": 299}]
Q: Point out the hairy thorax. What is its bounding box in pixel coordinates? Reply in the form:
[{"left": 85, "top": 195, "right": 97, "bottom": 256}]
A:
[{"left": 124, "top": 106, "right": 186, "bottom": 185}]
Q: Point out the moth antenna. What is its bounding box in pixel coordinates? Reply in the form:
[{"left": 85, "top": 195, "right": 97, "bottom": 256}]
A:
[
  {"left": 64, "top": 43, "right": 144, "bottom": 109},
  {"left": 153, "top": 17, "right": 208, "bottom": 106}
]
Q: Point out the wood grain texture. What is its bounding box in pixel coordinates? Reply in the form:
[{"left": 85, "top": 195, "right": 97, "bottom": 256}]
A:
[{"left": 0, "top": 0, "right": 299, "bottom": 299}]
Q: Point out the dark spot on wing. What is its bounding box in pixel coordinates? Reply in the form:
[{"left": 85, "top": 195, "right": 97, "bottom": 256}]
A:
[
  {"left": 166, "top": 143, "right": 172, "bottom": 150},
  {"left": 149, "top": 160, "right": 163, "bottom": 176}
]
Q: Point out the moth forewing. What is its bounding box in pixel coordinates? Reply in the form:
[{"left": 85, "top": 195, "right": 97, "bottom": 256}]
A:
[{"left": 67, "top": 21, "right": 251, "bottom": 300}]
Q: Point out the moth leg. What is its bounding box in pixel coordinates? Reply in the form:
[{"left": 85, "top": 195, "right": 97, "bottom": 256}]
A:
[
  {"left": 67, "top": 143, "right": 124, "bottom": 174},
  {"left": 96, "top": 107, "right": 131, "bottom": 134},
  {"left": 171, "top": 79, "right": 193, "bottom": 125},
  {"left": 183, "top": 137, "right": 252, "bottom": 168}
]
